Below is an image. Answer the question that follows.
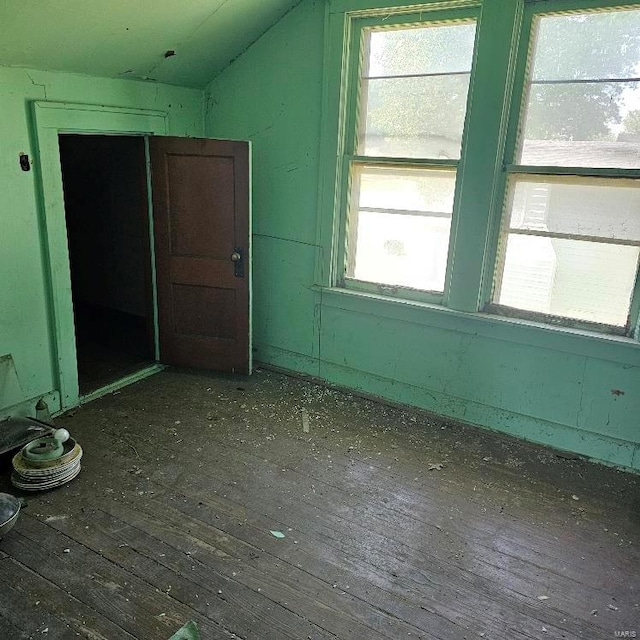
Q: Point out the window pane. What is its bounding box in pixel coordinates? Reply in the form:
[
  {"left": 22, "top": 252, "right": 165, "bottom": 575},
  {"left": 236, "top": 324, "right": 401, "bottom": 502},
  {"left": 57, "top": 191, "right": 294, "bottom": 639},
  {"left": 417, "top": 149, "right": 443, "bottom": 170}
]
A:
[
  {"left": 508, "top": 177, "right": 640, "bottom": 241},
  {"left": 358, "top": 21, "right": 476, "bottom": 159},
  {"left": 366, "top": 23, "right": 476, "bottom": 77},
  {"left": 359, "top": 75, "right": 470, "bottom": 159},
  {"left": 350, "top": 212, "right": 451, "bottom": 291},
  {"left": 530, "top": 10, "right": 640, "bottom": 82},
  {"left": 347, "top": 168, "right": 456, "bottom": 292},
  {"left": 520, "top": 82, "right": 640, "bottom": 168},
  {"left": 496, "top": 235, "right": 639, "bottom": 327},
  {"left": 518, "top": 9, "right": 640, "bottom": 168},
  {"left": 359, "top": 166, "right": 455, "bottom": 213}
]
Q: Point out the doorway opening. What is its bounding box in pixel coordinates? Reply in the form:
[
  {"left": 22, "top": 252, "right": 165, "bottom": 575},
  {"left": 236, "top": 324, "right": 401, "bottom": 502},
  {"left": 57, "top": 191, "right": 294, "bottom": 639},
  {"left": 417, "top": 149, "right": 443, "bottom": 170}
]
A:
[{"left": 58, "top": 134, "right": 155, "bottom": 396}]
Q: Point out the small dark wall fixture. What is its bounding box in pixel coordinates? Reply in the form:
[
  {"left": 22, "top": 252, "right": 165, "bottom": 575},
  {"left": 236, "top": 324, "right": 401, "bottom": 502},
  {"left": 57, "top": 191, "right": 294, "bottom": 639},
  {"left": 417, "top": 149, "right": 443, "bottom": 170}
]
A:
[{"left": 19, "top": 152, "right": 30, "bottom": 172}]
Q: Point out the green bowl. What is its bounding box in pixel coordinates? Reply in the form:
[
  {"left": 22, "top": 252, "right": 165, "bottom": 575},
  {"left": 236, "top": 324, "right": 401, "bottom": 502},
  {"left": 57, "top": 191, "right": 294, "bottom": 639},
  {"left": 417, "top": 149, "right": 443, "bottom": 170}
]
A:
[{"left": 23, "top": 436, "right": 64, "bottom": 461}]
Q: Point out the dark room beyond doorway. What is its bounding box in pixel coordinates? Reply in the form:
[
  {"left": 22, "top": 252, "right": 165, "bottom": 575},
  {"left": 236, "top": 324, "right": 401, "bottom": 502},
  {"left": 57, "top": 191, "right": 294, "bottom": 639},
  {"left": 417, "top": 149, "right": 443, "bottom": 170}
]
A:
[{"left": 59, "top": 134, "right": 155, "bottom": 396}]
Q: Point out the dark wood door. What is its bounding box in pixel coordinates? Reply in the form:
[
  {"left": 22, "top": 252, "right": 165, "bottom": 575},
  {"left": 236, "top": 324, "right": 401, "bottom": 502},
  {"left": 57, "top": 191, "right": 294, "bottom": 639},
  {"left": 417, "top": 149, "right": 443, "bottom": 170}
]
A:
[{"left": 149, "top": 137, "right": 250, "bottom": 374}]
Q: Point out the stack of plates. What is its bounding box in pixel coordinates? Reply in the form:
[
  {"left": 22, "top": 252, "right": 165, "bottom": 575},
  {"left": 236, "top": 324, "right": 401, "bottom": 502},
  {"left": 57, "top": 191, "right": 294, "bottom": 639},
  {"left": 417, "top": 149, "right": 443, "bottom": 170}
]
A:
[{"left": 11, "top": 438, "right": 83, "bottom": 491}]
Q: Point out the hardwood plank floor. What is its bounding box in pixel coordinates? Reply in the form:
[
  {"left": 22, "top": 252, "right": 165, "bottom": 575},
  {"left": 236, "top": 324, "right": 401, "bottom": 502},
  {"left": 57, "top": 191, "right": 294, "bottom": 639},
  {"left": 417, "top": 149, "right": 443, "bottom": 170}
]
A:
[{"left": 0, "top": 368, "right": 638, "bottom": 639}]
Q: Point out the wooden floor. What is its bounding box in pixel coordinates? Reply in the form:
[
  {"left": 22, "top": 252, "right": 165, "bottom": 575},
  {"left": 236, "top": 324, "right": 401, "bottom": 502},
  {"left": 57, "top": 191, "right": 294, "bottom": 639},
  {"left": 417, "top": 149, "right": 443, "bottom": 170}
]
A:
[{"left": 0, "top": 368, "right": 638, "bottom": 639}]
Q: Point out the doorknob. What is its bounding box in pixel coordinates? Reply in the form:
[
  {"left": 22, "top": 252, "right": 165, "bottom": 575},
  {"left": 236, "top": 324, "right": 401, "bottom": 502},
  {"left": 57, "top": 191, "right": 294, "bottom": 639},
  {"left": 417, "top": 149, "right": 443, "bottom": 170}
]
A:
[{"left": 231, "top": 248, "right": 244, "bottom": 277}]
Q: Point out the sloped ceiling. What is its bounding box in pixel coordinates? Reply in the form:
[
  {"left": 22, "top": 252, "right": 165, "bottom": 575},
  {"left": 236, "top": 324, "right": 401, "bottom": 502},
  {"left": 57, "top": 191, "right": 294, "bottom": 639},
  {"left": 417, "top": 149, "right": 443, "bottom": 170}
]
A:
[{"left": 0, "top": 0, "right": 300, "bottom": 88}]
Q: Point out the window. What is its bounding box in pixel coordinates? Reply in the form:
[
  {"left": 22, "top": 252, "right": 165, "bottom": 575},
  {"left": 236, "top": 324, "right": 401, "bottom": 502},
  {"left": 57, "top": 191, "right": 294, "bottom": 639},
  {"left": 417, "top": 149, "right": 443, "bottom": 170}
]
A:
[
  {"left": 327, "top": 0, "right": 640, "bottom": 337},
  {"left": 492, "top": 7, "right": 640, "bottom": 332},
  {"left": 343, "top": 15, "right": 478, "bottom": 298}
]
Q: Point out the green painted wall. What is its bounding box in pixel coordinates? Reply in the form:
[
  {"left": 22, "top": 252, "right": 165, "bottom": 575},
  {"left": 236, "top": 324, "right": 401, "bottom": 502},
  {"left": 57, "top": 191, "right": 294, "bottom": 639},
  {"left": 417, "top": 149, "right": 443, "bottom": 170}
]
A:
[
  {"left": 0, "top": 66, "right": 204, "bottom": 418},
  {"left": 205, "top": 0, "right": 640, "bottom": 471}
]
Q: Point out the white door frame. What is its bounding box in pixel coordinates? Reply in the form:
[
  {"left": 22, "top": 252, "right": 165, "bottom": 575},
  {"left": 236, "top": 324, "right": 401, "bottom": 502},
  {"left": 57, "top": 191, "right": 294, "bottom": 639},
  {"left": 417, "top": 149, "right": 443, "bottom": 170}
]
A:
[{"left": 33, "top": 101, "right": 167, "bottom": 411}]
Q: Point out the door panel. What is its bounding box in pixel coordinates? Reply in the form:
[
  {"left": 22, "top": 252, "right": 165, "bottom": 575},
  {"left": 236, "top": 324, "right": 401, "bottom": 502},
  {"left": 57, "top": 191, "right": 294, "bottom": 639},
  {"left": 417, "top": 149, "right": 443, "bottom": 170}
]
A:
[
  {"left": 172, "top": 286, "right": 236, "bottom": 338},
  {"left": 150, "top": 137, "right": 250, "bottom": 374}
]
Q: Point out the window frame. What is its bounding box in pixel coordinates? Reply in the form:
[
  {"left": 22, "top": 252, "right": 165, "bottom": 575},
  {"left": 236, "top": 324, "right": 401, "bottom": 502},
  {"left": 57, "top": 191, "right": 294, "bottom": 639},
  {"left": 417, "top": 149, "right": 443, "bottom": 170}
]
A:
[
  {"left": 317, "top": 0, "right": 640, "bottom": 341},
  {"left": 487, "top": 0, "right": 640, "bottom": 337},
  {"left": 339, "top": 10, "right": 480, "bottom": 304}
]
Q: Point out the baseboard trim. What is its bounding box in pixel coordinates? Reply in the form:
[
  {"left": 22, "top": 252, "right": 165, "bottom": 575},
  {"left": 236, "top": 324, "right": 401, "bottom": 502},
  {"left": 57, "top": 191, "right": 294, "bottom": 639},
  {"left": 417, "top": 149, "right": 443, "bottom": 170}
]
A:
[{"left": 256, "top": 349, "right": 640, "bottom": 474}]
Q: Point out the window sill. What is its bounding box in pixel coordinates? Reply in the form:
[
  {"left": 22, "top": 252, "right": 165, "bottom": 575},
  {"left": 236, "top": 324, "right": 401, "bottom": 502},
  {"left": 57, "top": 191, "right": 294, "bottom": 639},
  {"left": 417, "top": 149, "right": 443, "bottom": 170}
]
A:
[
  {"left": 342, "top": 277, "right": 444, "bottom": 305},
  {"left": 312, "top": 285, "right": 640, "bottom": 366}
]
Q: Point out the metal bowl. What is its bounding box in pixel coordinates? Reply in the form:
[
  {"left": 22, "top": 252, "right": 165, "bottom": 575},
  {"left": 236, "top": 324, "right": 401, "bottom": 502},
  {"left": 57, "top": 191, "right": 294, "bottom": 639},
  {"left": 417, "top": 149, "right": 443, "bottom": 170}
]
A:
[{"left": 0, "top": 492, "right": 21, "bottom": 539}]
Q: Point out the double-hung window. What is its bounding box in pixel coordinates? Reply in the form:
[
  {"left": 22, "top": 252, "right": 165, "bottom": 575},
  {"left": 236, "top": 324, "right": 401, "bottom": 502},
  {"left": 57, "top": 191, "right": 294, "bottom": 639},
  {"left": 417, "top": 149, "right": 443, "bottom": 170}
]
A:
[
  {"left": 492, "top": 5, "right": 640, "bottom": 333},
  {"left": 327, "top": 0, "right": 640, "bottom": 338},
  {"left": 341, "top": 9, "right": 478, "bottom": 301}
]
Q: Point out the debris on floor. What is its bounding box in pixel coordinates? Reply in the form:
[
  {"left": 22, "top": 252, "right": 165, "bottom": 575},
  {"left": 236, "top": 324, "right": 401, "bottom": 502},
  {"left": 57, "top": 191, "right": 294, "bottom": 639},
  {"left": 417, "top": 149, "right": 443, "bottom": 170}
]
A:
[
  {"left": 270, "top": 530, "right": 286, "bottom": 539},
  {"left": 169, "top": 620, "right": 199, "bottom": 640},
  {"left": 301, "top": 408, "right": 310, "bottom": 434}
]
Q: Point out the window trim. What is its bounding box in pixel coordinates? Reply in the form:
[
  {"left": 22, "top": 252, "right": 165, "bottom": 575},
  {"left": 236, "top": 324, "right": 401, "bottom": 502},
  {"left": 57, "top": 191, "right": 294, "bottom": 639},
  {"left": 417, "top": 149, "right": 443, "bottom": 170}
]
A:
[
  {"left": 490, "top": 0, "right": 640, "bottom": 337},
  {"left": 335, "top": 8, "right": 481, "bottom": 304},
  {"left": 486, "top": 303, "right": 631, "bottom": 336},
  {"left": 315, "top": 0, "right": 488, "bottom": 293},
  {"left": 316, "top": 0, "right": 640, "bottom": 340}
]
